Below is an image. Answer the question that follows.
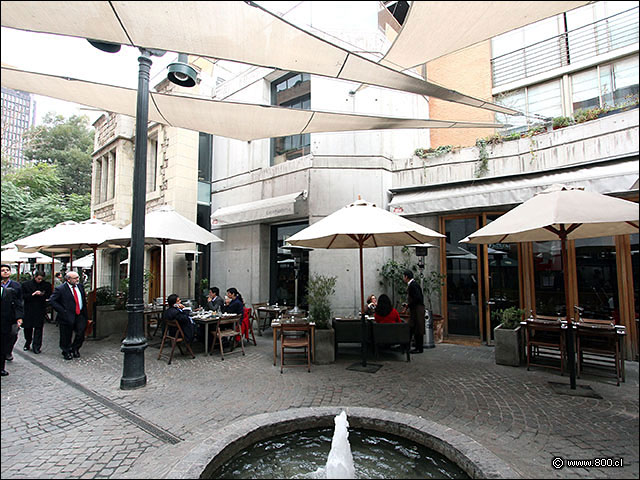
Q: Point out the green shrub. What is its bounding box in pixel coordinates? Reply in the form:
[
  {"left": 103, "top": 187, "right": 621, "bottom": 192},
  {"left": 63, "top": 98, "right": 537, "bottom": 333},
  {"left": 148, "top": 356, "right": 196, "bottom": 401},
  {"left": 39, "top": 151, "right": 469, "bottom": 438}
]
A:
[
  {"left": 95, "top": 286, "right": 116, "bottom": 306},
  {"left": 305, "top": 273, "right": 337, "bottom": 329},
  {"left": 552, "top": 116, "right": 572, "bottom": 128},
  {"left": 492, "top": 306, "right": 524, "bottom": 329}
]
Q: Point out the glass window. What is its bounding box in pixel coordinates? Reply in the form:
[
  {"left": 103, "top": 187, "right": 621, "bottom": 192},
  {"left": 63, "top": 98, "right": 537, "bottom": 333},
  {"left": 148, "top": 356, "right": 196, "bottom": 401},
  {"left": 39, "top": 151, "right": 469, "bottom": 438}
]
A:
[
  {"left": 271, "top": 73, "right": 311, "bottom": 165},
  {"left": 146, "top": 136, "right": 158, "bottom": 193},
  {"left": 527, "top": 79, "right": 563, "bottom": 118},
  {"left": 571, "top": 68, "right": 600, "bottom": 111},
  {"left": 533, "top": 241, "right": 566, "bottom": 317},
  {"left": 611, "top": 55, "right": 639, "bottom": 104},
  {"left": 575, "top": 236, "right": 617, "bottom": 321}
]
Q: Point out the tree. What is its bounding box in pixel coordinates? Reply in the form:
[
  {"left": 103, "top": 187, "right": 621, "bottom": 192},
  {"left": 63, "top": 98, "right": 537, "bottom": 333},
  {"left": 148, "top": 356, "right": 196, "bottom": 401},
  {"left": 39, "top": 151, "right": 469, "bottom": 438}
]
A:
[
  {"left": 1, "top": 113, "right": 94, "bottom": 246},
  {"left": 23, "top": 113, "right": 94, "bottom": 196}
]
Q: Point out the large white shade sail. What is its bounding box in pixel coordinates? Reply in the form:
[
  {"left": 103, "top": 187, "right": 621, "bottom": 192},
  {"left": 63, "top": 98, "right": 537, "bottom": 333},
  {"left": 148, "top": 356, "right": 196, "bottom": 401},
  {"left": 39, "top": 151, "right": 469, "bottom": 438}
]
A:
[
  {"left": 381, "top": 1, "right": 590, "bottom": 70},
  {"left": 0, "top": 67, "right": 506, "bottom": 142},
  {"left": 0, "top": 1, "right": 519, "bottom": 115}
]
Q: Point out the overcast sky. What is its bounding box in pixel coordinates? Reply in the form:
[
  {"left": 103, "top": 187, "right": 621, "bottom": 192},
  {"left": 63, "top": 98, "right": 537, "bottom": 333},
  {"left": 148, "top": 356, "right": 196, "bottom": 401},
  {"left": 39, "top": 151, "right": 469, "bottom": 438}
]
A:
[{"left": 1, "top": 27, "right": 175, "bottom": 125}]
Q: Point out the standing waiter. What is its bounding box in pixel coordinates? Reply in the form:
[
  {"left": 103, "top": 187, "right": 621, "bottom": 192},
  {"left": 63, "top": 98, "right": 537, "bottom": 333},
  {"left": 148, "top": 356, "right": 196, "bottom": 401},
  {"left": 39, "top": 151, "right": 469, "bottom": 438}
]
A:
[
  {"left": 49, "top": 271, "right": 88, "bottom": 360},
  {"left": 403, "top": 269, "right": 425, "bottom": 354}
]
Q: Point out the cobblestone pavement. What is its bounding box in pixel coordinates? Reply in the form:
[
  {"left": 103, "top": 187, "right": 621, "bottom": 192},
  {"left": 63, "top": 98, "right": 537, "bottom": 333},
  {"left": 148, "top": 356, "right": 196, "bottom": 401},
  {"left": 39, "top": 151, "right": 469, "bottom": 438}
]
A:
[{"left": 1, "top": 322, "right": 638, "bottom": 479}]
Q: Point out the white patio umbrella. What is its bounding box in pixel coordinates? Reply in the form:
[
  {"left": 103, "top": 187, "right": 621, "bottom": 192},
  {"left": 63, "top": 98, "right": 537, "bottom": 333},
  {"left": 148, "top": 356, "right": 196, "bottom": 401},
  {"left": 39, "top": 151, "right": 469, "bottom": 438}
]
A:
[
  {"left": 0, "top": 247, "right": 60, "bottom": 280},
  {"left": 463, "top": 184, "right": 639, "bottom": 390},
  {"left": 101, "top": 205, "right": 223, "bottom": 307},
  {"left": 287, "top": 197, "right": 445, "bottom": 367},
  {"left": 15, "top": 219, "right": 127, "bottom": 325}
]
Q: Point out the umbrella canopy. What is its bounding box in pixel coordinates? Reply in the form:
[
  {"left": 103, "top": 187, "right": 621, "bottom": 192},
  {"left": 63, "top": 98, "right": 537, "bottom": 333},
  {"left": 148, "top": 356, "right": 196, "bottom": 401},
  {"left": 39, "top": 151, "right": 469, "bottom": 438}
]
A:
[
  {"left": 102, "top": 205, "right": 223, "bottom": 304},
  {"left": 287, "top": 197, "right": 444, "bottom": 367},
  {"left": 16, "top": 219, "right": 125, "bottom": 254},
  {"left": 1, "top": 247, "right": 60, "bottom": 265},
  {"left": 14, "top": 219, "right": 127, "bottom": 312},
  {"left": 462, "top": 184, "right": 639, "bottom": 244},
  {"left": 463, "top": 184, "right": 639, "bottom": 389}
]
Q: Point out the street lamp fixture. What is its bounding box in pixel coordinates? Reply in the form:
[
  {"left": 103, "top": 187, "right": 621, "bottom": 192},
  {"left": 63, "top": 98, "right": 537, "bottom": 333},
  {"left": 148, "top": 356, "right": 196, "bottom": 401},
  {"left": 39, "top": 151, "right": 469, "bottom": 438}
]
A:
[
  {"left": 167, "top": 53, "right": 198, "bottom": 87},
  {"left": 87, "top": 41, "right": 198, "bottom": 389}
]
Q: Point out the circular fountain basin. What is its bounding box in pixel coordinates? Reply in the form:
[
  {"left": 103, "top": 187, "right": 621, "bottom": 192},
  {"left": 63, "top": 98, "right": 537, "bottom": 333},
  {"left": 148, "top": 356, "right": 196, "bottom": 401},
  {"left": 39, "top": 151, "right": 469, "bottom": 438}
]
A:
[{"left": 166, "top": 407, "right": 520, "bottom": 479}]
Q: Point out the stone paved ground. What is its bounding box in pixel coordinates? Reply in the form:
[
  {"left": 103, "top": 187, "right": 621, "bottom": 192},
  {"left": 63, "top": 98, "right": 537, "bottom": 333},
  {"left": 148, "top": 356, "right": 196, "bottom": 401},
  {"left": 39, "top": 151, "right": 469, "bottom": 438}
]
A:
[{"left": 1, "top": 322, "right": 638, "bottom": 479}]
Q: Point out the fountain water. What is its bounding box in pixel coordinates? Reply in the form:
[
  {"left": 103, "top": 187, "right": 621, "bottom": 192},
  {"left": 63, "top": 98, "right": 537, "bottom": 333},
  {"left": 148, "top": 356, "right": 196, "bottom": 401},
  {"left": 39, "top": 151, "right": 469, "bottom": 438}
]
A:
[{"left": 315, "top": 411, "right": 355, "bottom": 479}]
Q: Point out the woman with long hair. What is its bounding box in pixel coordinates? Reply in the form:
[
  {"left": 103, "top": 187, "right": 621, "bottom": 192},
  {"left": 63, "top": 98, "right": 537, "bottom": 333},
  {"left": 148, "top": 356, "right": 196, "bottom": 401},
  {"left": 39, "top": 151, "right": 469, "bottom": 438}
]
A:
[{"left": 373, "top": 293, "right": 401, "bottom": 324}]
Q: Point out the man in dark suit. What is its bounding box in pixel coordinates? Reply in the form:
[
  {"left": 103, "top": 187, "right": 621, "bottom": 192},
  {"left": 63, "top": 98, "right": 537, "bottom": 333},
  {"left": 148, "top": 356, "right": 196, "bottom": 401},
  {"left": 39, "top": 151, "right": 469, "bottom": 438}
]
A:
[
  {"left": 403, "top": 269, "right": 425, "bottom": 354},
  {"left": 1, "top": 277, "right": 24, "bottom": 376},
  {"left": 1, "top": 264, "right": 23, "bottom": 362},
  {"left": 49, "top": 271, "right": 88, "bottom": 360},
  {"left": 21, "top": 270, "right": 52, "bottom": 354}
]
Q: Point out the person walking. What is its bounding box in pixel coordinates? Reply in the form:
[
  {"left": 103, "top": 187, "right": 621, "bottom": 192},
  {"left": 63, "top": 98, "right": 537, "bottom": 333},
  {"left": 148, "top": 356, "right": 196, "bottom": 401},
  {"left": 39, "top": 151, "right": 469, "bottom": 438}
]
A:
[
  {"left": 1, "top": 277, "right": 24, "bottom": 376},
  {"left": 49, "top": 271, "right": 88, "bottom": 360},
  {"left": 1, "top": 264, "right": 23, "bottom": 362},
  {"left": 403, "top": 269, "right": 425, "bottom": 354},
  {"left": 21, "top": 270, "right": 52, "bottom": 354}
]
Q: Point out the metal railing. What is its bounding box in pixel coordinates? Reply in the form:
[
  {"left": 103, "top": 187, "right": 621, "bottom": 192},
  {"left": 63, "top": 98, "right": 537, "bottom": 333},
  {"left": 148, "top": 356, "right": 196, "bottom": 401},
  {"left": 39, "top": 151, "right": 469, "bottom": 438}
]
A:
[{"left": 492, "top": 7, "right": 639, "bottom": 87}]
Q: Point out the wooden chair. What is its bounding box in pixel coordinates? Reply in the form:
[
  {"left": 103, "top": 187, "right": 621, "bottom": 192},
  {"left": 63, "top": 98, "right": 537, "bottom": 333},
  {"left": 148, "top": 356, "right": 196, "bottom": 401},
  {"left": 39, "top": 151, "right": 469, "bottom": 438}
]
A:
[
  {"left": 280, "top": 323, "right": 311, "bottom": 373},
  {"left": 525, "top": 318, "right": 566, "bottom": 374},
  {"left": 214, "top": 316, "right": 245, "bottom": 360},
  {"left": 252, "top": 302, "right": 269, "bottom": 335},
  {"left": 576, "top": 320, "right": 625, "bottom": 386},
  {"left": 157, "top": 318, "right": 195, "bottom": 365},
  {"left": 242, "top": 307, "right": 257, "bottom": 346}
]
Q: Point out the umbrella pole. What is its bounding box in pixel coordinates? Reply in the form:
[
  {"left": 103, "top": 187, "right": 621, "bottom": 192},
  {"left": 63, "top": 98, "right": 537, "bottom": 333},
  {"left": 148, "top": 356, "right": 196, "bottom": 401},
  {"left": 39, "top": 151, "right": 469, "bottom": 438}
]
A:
[
  {"left": 162, "top": 241, "right": 167, "bottom": 313},
  {"left": 359, "top": 242, "right": 367, "bottom": 367},
  {"left": 560, "top": 232, "right": 577, "bottom": 389},
  {"left": 92, "top": 246, "right": 98, "bottom": 339}
]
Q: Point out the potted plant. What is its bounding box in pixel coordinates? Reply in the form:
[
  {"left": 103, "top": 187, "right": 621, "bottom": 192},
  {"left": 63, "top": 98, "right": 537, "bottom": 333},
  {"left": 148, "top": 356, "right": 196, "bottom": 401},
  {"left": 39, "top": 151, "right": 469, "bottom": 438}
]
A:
[
  {"left": 422, "top": 271, "right": 446, "bottom": 343},
  {"left": 94, "top": 286, "right": 128, "bottom": 338},
  {"left": 306, "top": 273, "right": 337, "bottom": 364},
  {"left": 492, "top": 306, "right": 525, "bottom": 366},
  {"left": 552, "top": 116, "right": 572, "bottom": 130}
]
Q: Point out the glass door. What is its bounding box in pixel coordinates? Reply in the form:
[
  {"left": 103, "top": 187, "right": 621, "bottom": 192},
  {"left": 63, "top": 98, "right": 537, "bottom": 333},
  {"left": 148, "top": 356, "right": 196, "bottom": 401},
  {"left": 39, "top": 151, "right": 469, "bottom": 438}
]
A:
[
  {"left": 445, "top": 217, "right": 480, "bottom": 336},
  {"left": 484, "top": 214, "right": 521, "bottom": 342}
]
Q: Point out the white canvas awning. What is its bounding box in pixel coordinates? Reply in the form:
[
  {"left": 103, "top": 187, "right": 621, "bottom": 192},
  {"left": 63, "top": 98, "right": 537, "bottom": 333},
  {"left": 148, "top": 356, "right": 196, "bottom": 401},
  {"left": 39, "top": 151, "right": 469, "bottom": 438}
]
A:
[
  {"left": 381, "top": 1, "right": 590, "bottom": 70},
  {"left": 0, "top": 1, "right": 519, "bottom": 115},
  {"left": 389, "top": 159, "right": 639, "bottom": 216},
  {"left": 212, "top": 191, "right": 308, "bottom": 227},
  {"left": 0, "top": 66, "right": 505, "bottom": 141}
]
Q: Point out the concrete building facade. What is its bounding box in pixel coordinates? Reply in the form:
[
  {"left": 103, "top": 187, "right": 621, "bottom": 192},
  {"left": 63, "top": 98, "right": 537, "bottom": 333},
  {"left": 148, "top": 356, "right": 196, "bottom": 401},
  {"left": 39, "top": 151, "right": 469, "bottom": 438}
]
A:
[{"left": 90, "top": 1, "right": 638, "bottom": 358}]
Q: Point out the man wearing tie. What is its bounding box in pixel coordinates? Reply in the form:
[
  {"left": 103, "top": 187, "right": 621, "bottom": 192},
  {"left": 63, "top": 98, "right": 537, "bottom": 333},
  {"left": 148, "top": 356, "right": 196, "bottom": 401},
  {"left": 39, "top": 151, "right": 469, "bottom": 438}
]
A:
[{"left": 49, "top": 271, "right": 88, "bottom": 360}]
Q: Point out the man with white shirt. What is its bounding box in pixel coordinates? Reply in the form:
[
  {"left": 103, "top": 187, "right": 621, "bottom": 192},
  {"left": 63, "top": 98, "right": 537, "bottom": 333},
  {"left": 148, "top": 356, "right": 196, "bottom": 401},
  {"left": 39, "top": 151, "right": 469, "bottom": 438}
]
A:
[{"left": 49, "top": 271, "right": 88, "bottom": 360}]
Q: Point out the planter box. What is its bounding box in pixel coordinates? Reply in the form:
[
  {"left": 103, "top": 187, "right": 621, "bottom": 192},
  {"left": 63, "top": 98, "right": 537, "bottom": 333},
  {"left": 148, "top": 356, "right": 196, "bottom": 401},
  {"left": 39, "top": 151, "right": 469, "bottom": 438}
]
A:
[
  {"left": 494, "top": 324, "right": 522, "bottom": 366},
  {"left": 314, "top": 328, "right": 335, "bottom": 364},
  {"left": 95, "top": 305, "right": 128, "bottom": 338}
]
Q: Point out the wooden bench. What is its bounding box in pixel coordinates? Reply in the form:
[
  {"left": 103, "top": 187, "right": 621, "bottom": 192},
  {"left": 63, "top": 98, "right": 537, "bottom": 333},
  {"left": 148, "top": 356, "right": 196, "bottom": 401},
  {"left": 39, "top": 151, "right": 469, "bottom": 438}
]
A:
[
  {"left": 525, "top": 317, "right": 566, "bottom": 374},
  {"left": 576, "top": 319, "right": 625, "bottom": 386}
]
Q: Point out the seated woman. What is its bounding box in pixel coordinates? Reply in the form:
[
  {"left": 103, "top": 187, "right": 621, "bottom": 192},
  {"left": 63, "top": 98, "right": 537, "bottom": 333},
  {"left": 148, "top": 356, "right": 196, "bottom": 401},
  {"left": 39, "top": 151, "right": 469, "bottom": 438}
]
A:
[
  {"left": 373, "top": 294, "right": 402, "bottom": 324},
  {"left": 364, "top": 294, "right": 377, "bottom": 316},
  {"left": 164, "top": 294, "right": 195, "bottom": 343},
  {"left": 221, "top": 287, "right": 244, "bottom": 315}
]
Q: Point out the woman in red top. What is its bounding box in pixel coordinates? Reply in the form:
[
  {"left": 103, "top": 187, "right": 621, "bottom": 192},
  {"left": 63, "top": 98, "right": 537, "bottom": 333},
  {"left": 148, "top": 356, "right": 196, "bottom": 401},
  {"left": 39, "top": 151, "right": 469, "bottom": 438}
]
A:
[{"left": 373, "top": 294, "right": 402, "bottom": 324}]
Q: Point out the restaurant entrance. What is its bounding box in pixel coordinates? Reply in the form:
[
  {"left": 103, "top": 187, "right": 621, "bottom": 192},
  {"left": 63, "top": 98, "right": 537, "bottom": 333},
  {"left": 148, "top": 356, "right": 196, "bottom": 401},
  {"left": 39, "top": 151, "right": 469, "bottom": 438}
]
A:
[
  {"left": 442, "top": 214, "right": 521, "bottom": 344},
  {"left": 270, "top": 222, "right": 309, "bottom": 309}
]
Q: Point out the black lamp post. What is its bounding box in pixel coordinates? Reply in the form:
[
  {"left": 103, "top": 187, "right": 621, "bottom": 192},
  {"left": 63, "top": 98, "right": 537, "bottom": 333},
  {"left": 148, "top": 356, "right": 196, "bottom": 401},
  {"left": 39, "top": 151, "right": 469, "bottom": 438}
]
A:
[{"left": 88, "top": 40, "right": 197, "bottom": 389}]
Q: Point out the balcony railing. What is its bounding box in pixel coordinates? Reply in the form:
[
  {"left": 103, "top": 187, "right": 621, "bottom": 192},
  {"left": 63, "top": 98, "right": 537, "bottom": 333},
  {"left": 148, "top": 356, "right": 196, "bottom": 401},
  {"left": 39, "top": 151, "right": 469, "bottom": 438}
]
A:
[{"left": 492, "top": 7, "right": 639, "bottom": 87}]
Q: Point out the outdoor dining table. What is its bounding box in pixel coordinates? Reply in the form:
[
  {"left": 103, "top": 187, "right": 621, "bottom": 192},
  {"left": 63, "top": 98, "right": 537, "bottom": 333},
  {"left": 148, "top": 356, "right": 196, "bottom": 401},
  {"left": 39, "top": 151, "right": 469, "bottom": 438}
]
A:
[
  {"left": 256, "top": 305, "right": 289, "bottom": 335},
  {"left": 143, "top": 305, "right": 164, "bottom": 338},
  {"left": 192, "top": 312, "right": 242, "bottom": 355},
  {"left": 272, "top": 319, "right": 315, "bottom": 366}
]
